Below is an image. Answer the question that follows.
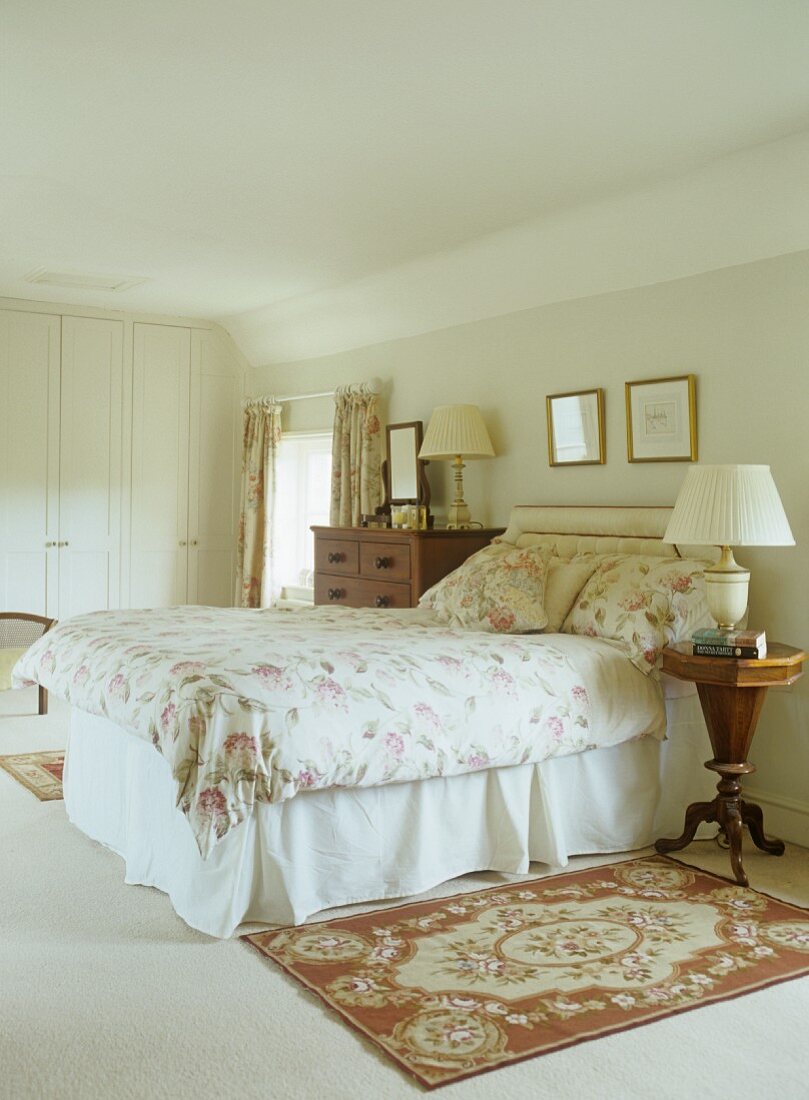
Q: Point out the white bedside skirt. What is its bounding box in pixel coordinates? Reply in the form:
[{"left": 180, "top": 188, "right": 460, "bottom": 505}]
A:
[{"left": 64, "top": 696, "right": 713, "bottom": 938}]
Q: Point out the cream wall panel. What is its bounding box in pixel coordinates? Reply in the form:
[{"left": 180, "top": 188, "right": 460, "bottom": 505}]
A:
[
  {"left": 0, "top": 311, "right": 60, "bottom": 615},
  {"left": 58, "top": 316, "right": 124, "bottom": 618},
  {"left": 187, "top": 331, "right": 240, "bottom": 606},
  {"left": 131, "top": 323, "right": 190, "bottom": 607}
]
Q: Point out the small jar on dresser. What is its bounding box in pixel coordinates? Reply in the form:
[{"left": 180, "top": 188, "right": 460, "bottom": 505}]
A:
[{"left": 312, "top": 526, "right": 505, "bottom": 609}]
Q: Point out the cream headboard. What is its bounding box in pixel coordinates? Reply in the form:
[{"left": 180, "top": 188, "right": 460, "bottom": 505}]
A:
[{"left": 498, "top": 505, "right": 679, "bottom": 560}]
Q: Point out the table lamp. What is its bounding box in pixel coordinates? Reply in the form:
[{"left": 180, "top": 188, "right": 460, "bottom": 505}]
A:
[
  {"left": 663, "top": 464, "right": 794, "bottom": 628},
  {"left": 418, "top": 404, "right": 495, "bottom": 529}
]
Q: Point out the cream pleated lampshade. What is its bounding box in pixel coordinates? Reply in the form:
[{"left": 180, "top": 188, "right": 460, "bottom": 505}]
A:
[
  {"left": 418, "top": 405, "right": 495, "bottom": 461},
  {"left": 664, "top": 464, "right": 794, "bottom": 547}
]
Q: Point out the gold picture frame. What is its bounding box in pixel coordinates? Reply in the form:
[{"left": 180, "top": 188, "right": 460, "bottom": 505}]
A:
[
  {"left": 625, "top": 374, "right": 697, "bottom": 463},
  {"left": 546, "top": 388, "right": 605, "bottom": 466}
]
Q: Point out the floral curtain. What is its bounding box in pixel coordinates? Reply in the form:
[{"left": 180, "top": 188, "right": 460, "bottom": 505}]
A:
[
  {"left": 330, "top": 385, "right": 383, "bottom": 526},
  {"left": 235, "top": 400, "right": 282, "bottom": 607}
]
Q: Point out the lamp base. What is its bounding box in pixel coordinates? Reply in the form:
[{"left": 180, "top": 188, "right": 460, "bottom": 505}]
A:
[
  {"left": 704, "top": 546, "right": 750, "bottom": 629},
  {"left": 446, "top": 501, "right": 472, "bottom": 529},
  {"left": 445, "top": 456, "right": 473, "bottom": 529}
]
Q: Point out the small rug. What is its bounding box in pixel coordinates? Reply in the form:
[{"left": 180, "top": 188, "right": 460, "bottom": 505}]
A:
[
  {"left": 245, "top": 855, "right": 809, "bottom": 1089},
  {"left": 0, "top": 750, "right": 64, "bottom": 801}
]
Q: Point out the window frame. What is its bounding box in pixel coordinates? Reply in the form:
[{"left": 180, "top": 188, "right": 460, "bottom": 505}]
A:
[{"left": 273, "top": 428, "right": 333, "bottom": 604}]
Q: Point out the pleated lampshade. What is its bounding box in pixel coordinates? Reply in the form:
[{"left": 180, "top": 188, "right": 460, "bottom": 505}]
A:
[
  {"left": 664, "top": 465, "right": 794, "bottom": 547},
  {"left": 418, "top": 405, "right": 495, "bottom": 460}
]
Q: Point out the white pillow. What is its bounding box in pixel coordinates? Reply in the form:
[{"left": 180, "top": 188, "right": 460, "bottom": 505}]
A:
[{"left": 543, "top": 556, "right": 600, "bottom": 633}]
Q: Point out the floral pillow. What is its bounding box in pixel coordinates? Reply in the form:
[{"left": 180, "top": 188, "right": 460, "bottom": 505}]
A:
[
  {"left": 419, "top": 543, "right": 510, "bottom": 609},
  {"left": 561, "top": 554, "right": 712, "bottom": 674},
  {"left": 420, "top": 544, "right": 553, "bottom": 633}
]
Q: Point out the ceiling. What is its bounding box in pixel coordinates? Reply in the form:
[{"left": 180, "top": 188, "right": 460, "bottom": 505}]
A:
[{"left": 3, "top": 0, "right": 809, "bottom": 358}]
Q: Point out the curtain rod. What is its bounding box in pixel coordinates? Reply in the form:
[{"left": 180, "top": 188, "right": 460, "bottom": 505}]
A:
[
  {"left": 276, "top": 389, "right": 333, "bottom": 404},
  {"left": 244, "top": 377, "right": 382, "bottom": 406}
]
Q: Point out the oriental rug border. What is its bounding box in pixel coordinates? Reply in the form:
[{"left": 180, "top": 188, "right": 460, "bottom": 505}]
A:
[
  {"left": 244, "top": 855, "right": 809, "bottom": 1089},
  {"left": 0, "top": 750, "right": 64, "bottom": 801}
]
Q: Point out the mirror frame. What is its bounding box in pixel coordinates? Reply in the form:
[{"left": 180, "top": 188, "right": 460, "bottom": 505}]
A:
[
  {"left": 546, "top": 388, "right": 606, "bottom": 466},
  {"left": 381, "top": 421, "right": 431, "bottom": 511}
]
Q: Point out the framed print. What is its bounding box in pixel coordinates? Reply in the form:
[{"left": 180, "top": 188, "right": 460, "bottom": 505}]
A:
[
  {"left": 546, "top": 389, "right": 605, "bottom": 466},
  {"left": 625, "top": 374, "right": 697, "bottom": 462}
]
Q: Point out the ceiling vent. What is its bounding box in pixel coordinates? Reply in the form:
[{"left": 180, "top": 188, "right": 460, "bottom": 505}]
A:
[{"left": 24, "top": 268, "right": 148, "bottom": 292}]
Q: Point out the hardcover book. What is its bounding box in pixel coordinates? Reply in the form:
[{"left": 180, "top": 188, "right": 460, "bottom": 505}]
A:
[
  {"left": 692, "top": 642, "right": 767, "bottom": 659},
  {"left": 692, "top": 627, "right": 766, "bottom": 648}
]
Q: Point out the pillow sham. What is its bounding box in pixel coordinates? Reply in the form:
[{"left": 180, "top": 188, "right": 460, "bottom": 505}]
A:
[
  {"left": 543, "top": 555, "right": 600, "bottom": 633},
  {"left": 419, "top": 542, "right": 510, "bottom": 610},
  {"left": 420, "top": 543, "right": 553, "bottom": 633},
  {"left": 561, "top": 554, "right": 712, "bottom": 674}
]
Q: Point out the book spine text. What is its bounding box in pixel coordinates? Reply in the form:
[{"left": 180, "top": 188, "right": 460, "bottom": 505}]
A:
[{"left": 692, "top": 643, "right": 765, "bottom": 659}]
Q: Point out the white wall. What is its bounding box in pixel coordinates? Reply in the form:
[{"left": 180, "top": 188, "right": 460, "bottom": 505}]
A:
[
  {"left": 249, "top": 248, "right": 809, "bottom": 843},
  {"left": 225, "top": 129, "right": 809, "bottom": 365}
]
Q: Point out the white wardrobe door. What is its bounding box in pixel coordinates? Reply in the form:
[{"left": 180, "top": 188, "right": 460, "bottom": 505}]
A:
[
  {"left": 187, "top": 330, "right": 239, "bottom": 606},
  {"left": 130, "top": 323, "right": 190, "bottom": 607},
  {"left": 58, "top": 317, "right": 124, "bottom": 619},
  {"left": 0, "top": 311, "right": 60, "bottom": 615}
]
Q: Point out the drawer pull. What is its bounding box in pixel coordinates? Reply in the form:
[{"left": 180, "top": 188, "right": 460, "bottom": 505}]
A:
[
  {"left": 374, "top": 556, "right": 391, "bottom": 570},
  {"left": 327, "top": 587, "right": 344, "bottom": 601},
  {"left": 374, "top": 595, "right": 390, "bottom": 608},
  {"left": 327, "top": 551, "right": 346, "bottom": 564}
]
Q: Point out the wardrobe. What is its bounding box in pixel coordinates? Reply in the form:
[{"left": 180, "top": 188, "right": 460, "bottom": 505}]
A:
[
  {"left": 0, "top": 305, "right": 241, "bottom": 618},
  {"left": 130, "top": 323, "right": 240, "bottom": 608}
]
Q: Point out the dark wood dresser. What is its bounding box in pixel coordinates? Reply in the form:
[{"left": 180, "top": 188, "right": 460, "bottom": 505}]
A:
[{"left": 312, "top": 526, "right": 505, "bottom": 609}]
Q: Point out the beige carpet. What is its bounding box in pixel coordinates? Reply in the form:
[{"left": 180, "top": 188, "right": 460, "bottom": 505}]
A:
[{"left": 2, "top": 686, "right": 809, "bottom": 1100}]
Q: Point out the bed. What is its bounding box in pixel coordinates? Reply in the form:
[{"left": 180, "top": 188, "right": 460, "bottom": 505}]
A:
[{"left": 14, "top": 505, "right": 717, "bottom": 938}]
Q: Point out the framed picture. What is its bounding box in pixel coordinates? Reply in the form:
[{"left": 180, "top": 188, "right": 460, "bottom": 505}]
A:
[
  {"left": 546, "top": 388, "right": 605, "bottom": 466},
  {"left": 625, "top": 375, "right": 697, "bottom": 462}
]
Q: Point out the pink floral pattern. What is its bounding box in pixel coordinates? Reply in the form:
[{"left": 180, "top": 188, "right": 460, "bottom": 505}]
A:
[
  {"left": 330, "top": 387, "right": 383, "bottom": 527},
  {"left": 13, "top": 605, "right": 663, "bottom": 858},
  {"left": 562, "top": 555, "right": 712, "bottom": 674},
  {"left": 235, "top": 401, "right": 282, "bottom": 608},
  {"left": 421, "top": 545, "right": 552, "bottom": 633}
]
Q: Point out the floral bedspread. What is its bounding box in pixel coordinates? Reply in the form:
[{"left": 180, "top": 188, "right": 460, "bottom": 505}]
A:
[{"left": 13, "top": 606, "right": 665, "bottom": 858}]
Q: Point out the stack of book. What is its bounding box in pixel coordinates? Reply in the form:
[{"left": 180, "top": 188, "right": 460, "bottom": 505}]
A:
[{"left": 692, "top": 628, "right": 767, "bottom": 659}]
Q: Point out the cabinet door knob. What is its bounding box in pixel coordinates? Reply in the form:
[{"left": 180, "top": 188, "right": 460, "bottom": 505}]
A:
[
  {"left": 327, "top": 551, "right": 344, "bottom": 564},
  {"left": 374, "top": 556, "right": 391, "bottom": 570},
  {"left": 374, "top": 595, "right": 390, "bottom": 608},
  {"left": 191, "top": 539, "right": 199, "bottom": 546},
  {"left": 45, "top": 541, "right": 55, "bottom": 548},
  {"left": 179, "top": 540, "right": 187, "bottom": 547},
  {"left": 57, "top": 540, "right": 69, "bottom": 548},
  {"left": 327, "top": 587, "right": 343, "bottom": 601}
]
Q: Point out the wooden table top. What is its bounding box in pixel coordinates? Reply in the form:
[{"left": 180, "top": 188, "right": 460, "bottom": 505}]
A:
[{"left": 663, "top": 641, "right": 806, "bottom": 688}]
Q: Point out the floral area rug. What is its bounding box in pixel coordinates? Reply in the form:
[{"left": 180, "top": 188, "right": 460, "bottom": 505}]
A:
[
  {"left": 0, "top": 750, "right": 64, "bottom": 800},
  {"left": 245, "top": 856, "right": 809, "bottom": 1089}
]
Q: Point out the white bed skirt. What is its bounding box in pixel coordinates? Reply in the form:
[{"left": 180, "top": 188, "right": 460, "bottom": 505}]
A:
[{"left": 65, "top": 698, "right": 714, "bottom": 938}]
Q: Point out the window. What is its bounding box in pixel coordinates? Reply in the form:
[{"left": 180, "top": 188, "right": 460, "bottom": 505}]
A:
[{"left": 273, "top": 431, "right": 332, "bottom": 602}]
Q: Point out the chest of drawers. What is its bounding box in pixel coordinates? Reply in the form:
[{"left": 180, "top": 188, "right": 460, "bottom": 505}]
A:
[{"left": 312, "top": 526, "right": 505, "bottom": 609}]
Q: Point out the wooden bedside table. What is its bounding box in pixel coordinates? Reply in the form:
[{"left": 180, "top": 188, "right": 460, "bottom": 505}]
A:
[{"left": 655, "top": 641, "right": 805, "bottom": 886}]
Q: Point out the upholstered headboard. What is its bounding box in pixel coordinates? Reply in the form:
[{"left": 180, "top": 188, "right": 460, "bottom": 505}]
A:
[{"left": 498, "top": 505, "right": 678, "bottom": 559}]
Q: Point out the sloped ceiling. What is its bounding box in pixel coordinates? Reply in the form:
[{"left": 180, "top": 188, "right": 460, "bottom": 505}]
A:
[{"left": 2, "top": 0, "right": 809, "bottom": 363}]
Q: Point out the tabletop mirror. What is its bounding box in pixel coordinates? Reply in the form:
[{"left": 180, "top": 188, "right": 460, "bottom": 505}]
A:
[{"left": 378, "top": 421, "right": 431, "bottom": 520}]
